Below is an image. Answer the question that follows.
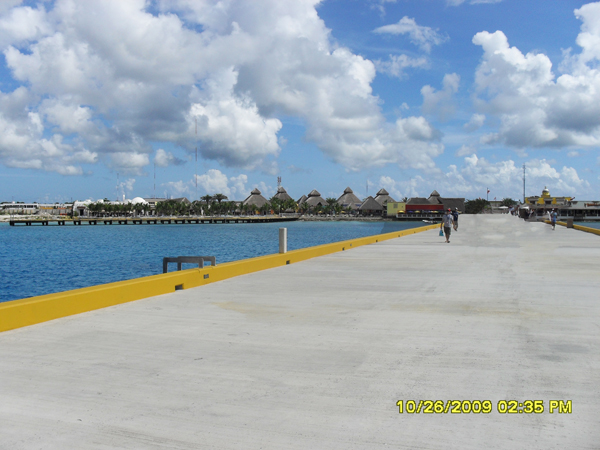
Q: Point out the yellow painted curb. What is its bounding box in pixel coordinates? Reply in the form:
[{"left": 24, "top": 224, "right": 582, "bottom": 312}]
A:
[
  {"left": 573, "top": 223, "right": 600, "bottom": 236},
  {"left": 550, "top": 220, "right": 600, "bottom": 236},
  {"left": 0, "top": 223, "right": 439, "bottom": 333}
]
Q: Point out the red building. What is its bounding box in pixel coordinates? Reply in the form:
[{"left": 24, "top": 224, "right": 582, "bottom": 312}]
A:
[{"left": 405, "top": 191, "right": 464, "bottom": 213}]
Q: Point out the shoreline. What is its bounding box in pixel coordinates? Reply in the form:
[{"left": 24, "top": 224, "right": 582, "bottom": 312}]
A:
[{"left": 1, "top": 214, "right": 398, "bottom": 223}]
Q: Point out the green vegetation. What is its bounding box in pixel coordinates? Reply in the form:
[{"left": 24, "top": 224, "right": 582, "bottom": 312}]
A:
[
  {"left": 500, "top": 197, "right": 518, "bottom": 207},
  {"left": 465, "top": 198, "right": 490, "bottom": 214}
]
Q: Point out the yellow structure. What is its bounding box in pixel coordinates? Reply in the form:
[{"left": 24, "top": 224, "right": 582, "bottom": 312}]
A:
[
  {"left": 0, "top": 224, "right": 438, "bottom": 333},
  {"left": 526, "top": 186, "right": 572, "bottom": 206},
  {"left": 387, "top": 202, "right": 406, "bottom": 216}
]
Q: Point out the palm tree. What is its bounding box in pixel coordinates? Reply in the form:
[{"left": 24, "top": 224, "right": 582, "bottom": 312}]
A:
[
  {"left": 299, "top": 201, "right": 310, "bottom": 215},
  {"left": 269, "top": 197, "right": 282, "bottom": 215},
  {"left": 259, "top": 201, "right": 271, "bottom": 215},
  {"left": 214, "top": 193, "right": 227, "bottom": 204},
  {"left": 134, "top": 203, "right": 144, "bottom": 217},
  {"left": 325, "top": 197, "right": 338, "bottom": 215},
  {"left": 283, "top": 198, "right": 297, "bottom": 212}
]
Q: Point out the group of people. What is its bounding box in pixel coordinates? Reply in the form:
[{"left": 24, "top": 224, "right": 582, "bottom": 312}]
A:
[
  {"left": 440, "top": 208, "right": 459, "bottom": 243},
  {"left": 529, "top": 208, "right": 559, "bottom": 230}
]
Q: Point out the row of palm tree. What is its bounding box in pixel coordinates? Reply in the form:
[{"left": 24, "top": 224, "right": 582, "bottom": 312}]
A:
[
  {"left": 87, "top": 202, "right": 147, "bottom": 217},
  {"left": 84, "top": 194, "right": 361, "bottom": 218}
]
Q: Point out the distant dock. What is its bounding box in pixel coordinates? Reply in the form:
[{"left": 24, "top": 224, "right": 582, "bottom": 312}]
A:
[{"left": 8, "top": 216, "right": 299, "bottom": 226}]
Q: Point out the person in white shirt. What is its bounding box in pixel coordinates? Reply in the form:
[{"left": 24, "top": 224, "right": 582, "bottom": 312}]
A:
[{"left": 440, "top": 208, "right": 454, "bottom": 243}]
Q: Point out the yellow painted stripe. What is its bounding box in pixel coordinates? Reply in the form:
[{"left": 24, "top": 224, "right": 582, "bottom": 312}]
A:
[
  {"left": 550, "top": 220, "right": 600, "bottom": 236},
  {"left": 573, "top": 224, "right": 600, "bottom": 236},
  {"left": 0, "top": 223, "right": 438, "bottom": 333}
]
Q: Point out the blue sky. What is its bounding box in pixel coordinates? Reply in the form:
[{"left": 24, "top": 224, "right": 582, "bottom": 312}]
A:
[{"left": 0, "top": 0, "right": 598, "bottom": 203}]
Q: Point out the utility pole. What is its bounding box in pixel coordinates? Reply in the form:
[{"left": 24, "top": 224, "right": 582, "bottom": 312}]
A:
[
  {"left": 195, "top": 117, "right": 198, "bottom": 201},
  {"left": 153, "top": 164, "right": 156, "bottom": 199},
  {"left": 277, "top": 176, "right": 281, "bottom": 188},
  {"left": 523, "top": 164, "right": 526, "bottom": 203}
]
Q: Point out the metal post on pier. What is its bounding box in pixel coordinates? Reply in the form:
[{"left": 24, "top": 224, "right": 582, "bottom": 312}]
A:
[{"left": 279, "top": 227, "right": 287, "bottom": 254}]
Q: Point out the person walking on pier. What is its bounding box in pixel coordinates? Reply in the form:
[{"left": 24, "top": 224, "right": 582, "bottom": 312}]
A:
[
  {"left": 452, "top": 207, "right": 459, "bottom": 231},
  {"left": 550, "top": 209, "right": 558, "bottom": 230},
  {"left": 441, "top": 208, "right": 454, "bottom": 243}
]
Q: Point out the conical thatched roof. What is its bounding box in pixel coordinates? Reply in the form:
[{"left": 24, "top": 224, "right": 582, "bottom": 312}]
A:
[
  {"left": 305, "top": 189, "right": 326, "bottom": 207},
  {"left": 337, "top": 187, "right": 362, "bottom": 210},
  {"left": 428, "top": 190, "right": 442, "bottom": 204},
  {"left": 242, "top": 188, "right": 268, "bottom": 208},
  {"left": 374, "top": 188, "right": 396, "bottom": 206},
  {"left": 359, "top": 196, "right": 383, "bottom": 211},
  {"left": 273, "top": 186, "right": 292, "bottom": 202},
  {"left": 297, "top": 194, "right": 307, "bottom": 205}
]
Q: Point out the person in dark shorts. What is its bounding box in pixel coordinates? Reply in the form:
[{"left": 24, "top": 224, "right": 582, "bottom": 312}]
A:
[
  {"left": 452, "top": 207, "right": 459, "bottom": 231},
  {"left": 440, "top": 208, "right": 454, "bottom": 243},
  {"left": 550, "top": 209, "right": 558, "bottom": 230}
]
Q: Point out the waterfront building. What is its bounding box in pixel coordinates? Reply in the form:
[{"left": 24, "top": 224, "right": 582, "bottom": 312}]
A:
[
  {"left": 359, "top": 196, "right": 384, "bottom": 215},
  {"left": 242, "top": 188, "right": 268, "bottom": 210},
  {"left": 272, "top": 187, "right": 292, "bottom": 202},
  {"left": 524, "top": 187, "right": 572, "bottom": 209},
  {"left": 405, "top": 191, "right": 465, "bottom": 213},
  {"left": 521, "top": 187, "right": 600, "bottom": 220},
  {"left": 304, "top": 190, "right": 326, "bottom": 208},
  {"left": 1, "top": 202, "right": 40, "bottom": 214},
  {"left": 39, "top": 203, "right": 71, "bottom": 215},
  {"left": 373, "top": 189, "right": 396, "bottom": 207},
  {"left": 297, "top": 195, "right": 308, "bottom": 207},
  {"left": 0, "top": 202, "right": 72, "bottom": 215},
  {"left": 387, "top": 202, "right": 406, "bottom": 216},
  {"left": 337, "top": 187, "right": 362, "bottom": 211}
]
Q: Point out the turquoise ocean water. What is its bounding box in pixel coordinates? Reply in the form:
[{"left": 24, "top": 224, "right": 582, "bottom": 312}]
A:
[{"left": 0, "top": 220, "right": 423, "bottom": 303}]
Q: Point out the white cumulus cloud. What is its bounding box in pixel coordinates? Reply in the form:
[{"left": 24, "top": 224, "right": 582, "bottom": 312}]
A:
[
  {"left": 472, "top": 3, "right": 600, "bottom": 150},
  {"left": 374, "top": 16, "right": 448, "bottom": 53},
  {"left": 375, "top": 54, "right": 428, "bottom": 79},
  {"left": 0, "top": 0, "right": 444, "bottom": 176},
  {"left": 154, "top": 148, "right": 185, "bottom": 168},
  {"left": 421, "top": 73, "right": 460, "bottom": 121}
]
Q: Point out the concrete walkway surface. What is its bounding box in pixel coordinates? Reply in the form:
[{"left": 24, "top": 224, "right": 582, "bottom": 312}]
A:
[{"left": 1, "top": 215, "right": 599, "bottom": 449}]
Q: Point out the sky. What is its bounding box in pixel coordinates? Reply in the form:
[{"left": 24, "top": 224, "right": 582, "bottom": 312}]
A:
[{"left": 0, "top": 0, "right": 599, "bottom": 204}]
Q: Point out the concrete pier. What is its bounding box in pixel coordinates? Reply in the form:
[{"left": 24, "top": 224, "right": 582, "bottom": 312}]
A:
[{"left": 0, "top": 215, "right": 599, "bottom": 449}]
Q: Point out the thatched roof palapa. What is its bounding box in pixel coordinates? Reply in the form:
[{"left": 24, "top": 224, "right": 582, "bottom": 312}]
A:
[
  {"left": 242, "top": 188, "right": 268, "bottom": 208},
  {"left": 359, "top": 196, "right": 383, "bottom": 211},
  {"left": 374, "top": 188, "right": 396, "bottom": 207},
  {"left": 297, "top": 194, "right": 307, "bottom": 205},
  {"left": 305, "top": 189, "right": 326, "bottom": 207},
  {"left": 337, "top": 187, "right": 362, "bottom": 210},
  {"left": 273, "top": 187, "right": 292, "bottom": 202}
]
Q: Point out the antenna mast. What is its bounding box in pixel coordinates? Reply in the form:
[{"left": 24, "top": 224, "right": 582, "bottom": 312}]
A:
[
  {"left": 195, "top": 117, "right": 198, "bottom": 201},
  {"left": 523, "top": 164, "right": 526, "bottom": 203}
]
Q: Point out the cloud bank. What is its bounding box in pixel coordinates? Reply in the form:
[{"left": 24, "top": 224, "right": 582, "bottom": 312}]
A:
[
  {"left": 472, "top": 3, "right": 600, "bottom": 150},
  {"left": 0, "top": 0, "right": 444, "bottom": 176}
]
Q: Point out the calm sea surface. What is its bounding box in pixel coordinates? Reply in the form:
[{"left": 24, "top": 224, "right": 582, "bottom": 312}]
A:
[
  {"left": 575, "top": 221, "right": 600, "bottom": 229},
  {"left": 0, "top": 220, "right": 423, "bottom": 302}
]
